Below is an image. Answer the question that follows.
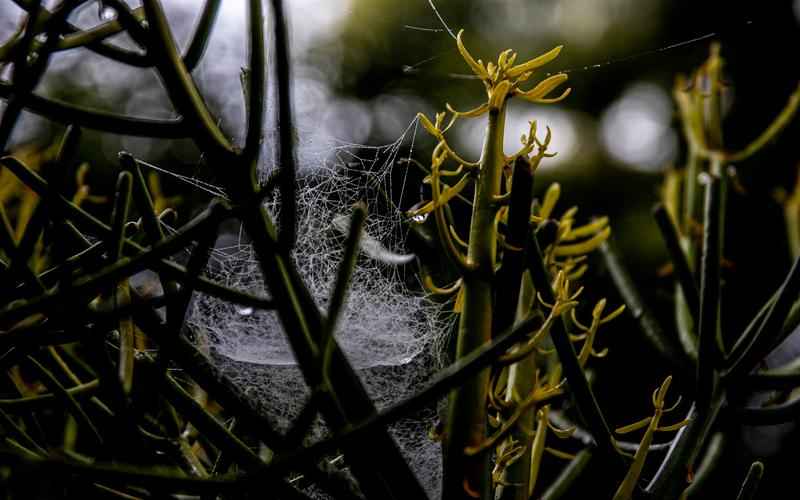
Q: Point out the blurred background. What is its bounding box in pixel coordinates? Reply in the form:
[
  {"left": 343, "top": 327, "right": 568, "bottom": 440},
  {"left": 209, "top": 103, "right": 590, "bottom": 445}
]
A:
[{"left": 2, "top": 0, "right": 800, "bottom": 496}]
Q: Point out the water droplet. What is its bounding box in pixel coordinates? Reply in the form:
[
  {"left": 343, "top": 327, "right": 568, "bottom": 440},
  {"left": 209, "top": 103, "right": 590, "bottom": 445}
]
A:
[
  {"left": 411, "top": 213, "right": 429, "bottom": 223},
  {"left": 99, "top": 6, "right": 117, "bottom": 21},
  {"left": 237, "top": 306, "right": 254, "bottom": 316}
]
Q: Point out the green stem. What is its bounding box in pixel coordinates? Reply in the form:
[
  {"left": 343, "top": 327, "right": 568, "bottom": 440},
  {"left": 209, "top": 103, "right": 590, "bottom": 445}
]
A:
[
  {"left": 697, "top": 175, "right": 721, "bottom": 411},
  {"left": 654, "top": 204, "right": 699, "bottom": 322},
  {"left": 540, "top": 449, "right": 592, "bottom": 500},
  {"left": 735, "top": 462, "right": 764, "bottom": 500},
  {"left": 27, "top": 355, "right": 104, "bottom": 447},
  {"left": 725, "top": 255, "right": 800, "bottom": 380},
  {"left": 677, "top": 146, "right": 701, "bottom": 363},
  {"left": 529, "top": 237, "right": 621, "bottom": 474},
  {"left": 646, "top": 396, "right": 723, "bottom": 498},
  {"left": 443, "top": 105, "right": 506, "bottom": 500},
  {"left": 682, "top": 148, "right": 700, "bottom": 235},
  {"left": 0, "top": 82, "right": 185, "bottom": 136},
  {"left": 600, "top": 241, "right": 693, "bottom": 373},
  {"left": 497, "top": 159, "right": 537, "bottom": 500},
  {"left": 679, "top": 432, "right": 725, "bottom": 499}
]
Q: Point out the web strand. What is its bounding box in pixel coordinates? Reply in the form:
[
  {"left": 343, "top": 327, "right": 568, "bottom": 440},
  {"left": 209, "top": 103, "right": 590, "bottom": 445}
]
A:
[
  {"left": 402, "top": 20, "right": 755, "bottom": 79},
  {"left": 134, "top": 158, "right": 230, "bottom": 200},
  {"left": 426, "top": 0, "right": 457, "bottom": 40}
]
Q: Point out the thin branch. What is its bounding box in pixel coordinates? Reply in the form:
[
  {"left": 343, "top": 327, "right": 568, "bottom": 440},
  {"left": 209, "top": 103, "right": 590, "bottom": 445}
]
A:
[
  {"left": 726, "top": 83, "right": 800, "bottom": 163},
  {"left": 724, "top": 255, "right": 800, "bottom": 381},
  {"left": 0, "top": 82, "right": 186, "bottom": 137},
  {"left": 0, "top": 156, "right": 271, "bottom": 311},
  {"left": 0, "top": 379, "right": 99, "bottom": 410},
  {"left": 10, "top": 0, "right": 149, "bottom": 66},
  {"left": 601, "top": 240, "right": 694, "bottom": 373},
  {"left": 527, "top": 234, "right": 622, "bottom": 470},
  {"left": 268, "top": 0, "right": 298, "bottom": 248},
  {"left": 243, "top": 0, "right": 265, "bottom": 164},
  {"left": 696, "top": 175, "right": 722, "bottom": 411},
  {"left": 27, "top": 354, "right": 104, "bottom": 447},
  {"left": 0, "top": 199, "right": 232, "bottom": 326},
  {"left": 140, "top": 0, "right": 235, "bottom": 156},
  {"left": 255, "top": 315, "right": 543, "bottom": 476},
  {"left": 321, "top": 203, "right": 365, "bottom": 377},
  {"left": 540, "top": 449, "right": 593, "bottom": 500},
  {"left": 653, "top": 204, "right": 699, "bottom": 321},
  {"left": 735, "top": 462, "right": 764, "bottom": 500},
  {"left": 732, "top": 393, "right": 800, "bottom": 425},
  {"left": 181, "top": 0, "right": 222, "bottom": 71}
]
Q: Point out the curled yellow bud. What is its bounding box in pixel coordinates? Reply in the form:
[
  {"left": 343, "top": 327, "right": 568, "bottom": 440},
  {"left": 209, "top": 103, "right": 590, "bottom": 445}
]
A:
[
  {"left": 497, "top": 48, "right": 514, "bottom": 69},
  {"left": 592, "top": 298, "right": 608, "bottom": 319},
  {"left": 539, "top": 182, "right": 561, "bottom": 219},
  {"left": 418, "top": 112, "right": 441, "bottom": 138}
]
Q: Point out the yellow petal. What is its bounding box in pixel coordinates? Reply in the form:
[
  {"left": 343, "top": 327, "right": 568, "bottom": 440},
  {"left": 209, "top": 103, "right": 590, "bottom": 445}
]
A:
[
  {"left": 486, "top": 61, "right": 497, "bottom": 81},
  {"left": 412, "top": 173, "right": 471, "bottom": 216},
  {"left": 553, "top": 226, "right": 611, "bottom": 257},
  {"left": 507, "top": 45, "right": 563, "bottom": 78},
  {"left": 567, "top": 263, "right": 588, "bottom": 280},
  {"left": 564, "top": 216, "right": 609, "bottom": 240},
  {"left": 615, "top": 416, "right": 652, "bottom": 435},
  {"left": 539, "top": 182, "right": 561, "bottom": 219},
  {"left": 446, "top": 102, "right": 489, "bottom": 118},
  {"left": 418, "top": 112, "right": 441, "bottom": 137},
  {"left": 525, "top": 87, "right": 572, "bottom": 104},
  {"left": 456, "top": 29, "right": 489, "bottom": 80},
  {"left": 600, "top": 304, "right": 626, "bottom": 324},
  {"left": 516, "top": 73, "right": 569, "bottom": 100},
  {"left": 655, "top": 419, "right": 690, "bottom": 432}
]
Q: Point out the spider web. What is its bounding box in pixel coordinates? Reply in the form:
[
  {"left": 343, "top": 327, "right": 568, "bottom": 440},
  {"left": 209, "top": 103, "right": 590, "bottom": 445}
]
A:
[{"left": 181, "top": 117, "right": 450, "bottom": 497}]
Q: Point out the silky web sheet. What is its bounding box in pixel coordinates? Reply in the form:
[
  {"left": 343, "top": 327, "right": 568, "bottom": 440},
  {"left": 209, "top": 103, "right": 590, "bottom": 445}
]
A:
[{"left": 182, "top": 119, "right": 450, "bottom": 497}]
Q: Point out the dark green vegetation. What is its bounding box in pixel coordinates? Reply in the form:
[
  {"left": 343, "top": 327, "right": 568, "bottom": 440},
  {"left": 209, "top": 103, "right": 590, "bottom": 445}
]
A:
[{"left": 0, "top": 1, "right": 800, "bottom": 499}]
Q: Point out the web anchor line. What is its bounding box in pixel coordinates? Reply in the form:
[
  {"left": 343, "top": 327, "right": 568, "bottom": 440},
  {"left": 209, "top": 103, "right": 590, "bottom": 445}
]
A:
[{"left": 403, "top": 17, "right": 754, "bottom": 79}]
